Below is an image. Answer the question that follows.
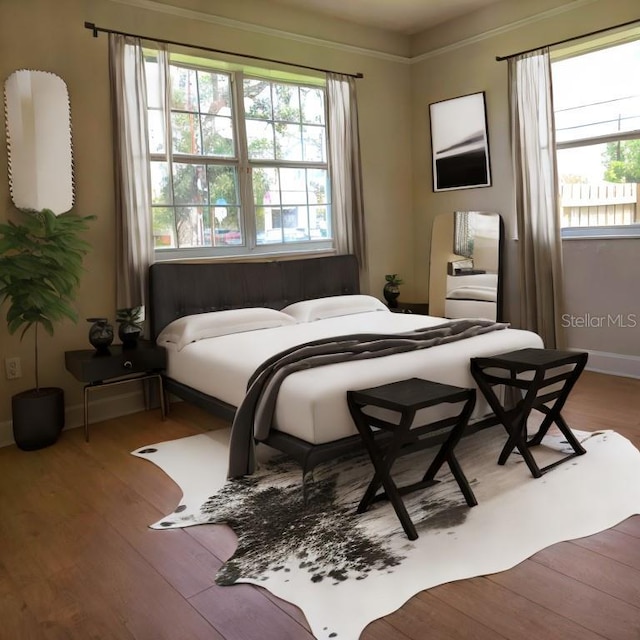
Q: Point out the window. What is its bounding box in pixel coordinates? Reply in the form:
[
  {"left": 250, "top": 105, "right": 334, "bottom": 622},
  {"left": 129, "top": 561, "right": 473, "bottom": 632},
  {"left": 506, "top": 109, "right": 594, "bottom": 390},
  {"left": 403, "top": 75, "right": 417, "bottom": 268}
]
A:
[
  {"left": 145, "top": 55, "right": 332, "bottom": 257},
  {"left": 552, "top": 34, "right": 640, "bottom": 235}
]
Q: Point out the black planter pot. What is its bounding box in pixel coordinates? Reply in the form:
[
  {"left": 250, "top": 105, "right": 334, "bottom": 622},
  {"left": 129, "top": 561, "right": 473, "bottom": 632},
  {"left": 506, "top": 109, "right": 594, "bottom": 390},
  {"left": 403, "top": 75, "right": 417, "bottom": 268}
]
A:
[
  {"left": 383, "top": 283, "right": 400, "bottom": 308},
  {"left": 118, "top": 322, "right": 142, "bottom": 348},
  {"left": 12, "top": 387, "right": 65, "bottom": 451}
]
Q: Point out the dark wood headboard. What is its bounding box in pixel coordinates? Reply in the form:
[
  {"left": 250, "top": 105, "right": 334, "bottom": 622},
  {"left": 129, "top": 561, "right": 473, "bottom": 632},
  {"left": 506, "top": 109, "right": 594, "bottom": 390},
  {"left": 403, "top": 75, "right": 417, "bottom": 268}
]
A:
[{"left": 149, "top": 254, "right": 360, "bottom": 338}]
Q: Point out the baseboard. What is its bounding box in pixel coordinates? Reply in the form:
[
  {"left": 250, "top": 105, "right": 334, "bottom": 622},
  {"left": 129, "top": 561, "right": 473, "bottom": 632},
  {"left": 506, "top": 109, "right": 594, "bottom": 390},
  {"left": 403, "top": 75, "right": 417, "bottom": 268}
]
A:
[
  {"left": 570, "top": 348, "right": 640, "bottom": 380},
  {"left": 0, "top": 388, "right": 149, "bottom": 449}
]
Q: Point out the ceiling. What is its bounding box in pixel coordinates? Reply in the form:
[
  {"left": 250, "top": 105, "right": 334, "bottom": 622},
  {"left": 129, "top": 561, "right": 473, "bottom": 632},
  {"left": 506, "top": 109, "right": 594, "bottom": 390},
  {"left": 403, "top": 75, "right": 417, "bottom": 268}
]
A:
[{"left": 268, "top": 0, "right": 505, "bottom": 35}]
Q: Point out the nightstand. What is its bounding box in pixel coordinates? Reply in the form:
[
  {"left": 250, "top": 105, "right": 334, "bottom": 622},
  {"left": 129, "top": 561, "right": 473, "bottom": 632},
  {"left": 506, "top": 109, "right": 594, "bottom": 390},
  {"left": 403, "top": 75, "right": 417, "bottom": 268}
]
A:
[
  {"left": 65, "top": 340, "right": 167, "bottom": 441},
  {"left": 388, "top": 302, "right": 430, "bottom": 314}
]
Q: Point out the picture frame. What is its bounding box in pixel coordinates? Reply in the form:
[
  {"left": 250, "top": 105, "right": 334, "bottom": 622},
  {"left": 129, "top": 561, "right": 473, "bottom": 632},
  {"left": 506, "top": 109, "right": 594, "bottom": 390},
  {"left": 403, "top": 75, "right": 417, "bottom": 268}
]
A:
[{"left": 429, "top": 91, "right": 492, "bottom": 192}]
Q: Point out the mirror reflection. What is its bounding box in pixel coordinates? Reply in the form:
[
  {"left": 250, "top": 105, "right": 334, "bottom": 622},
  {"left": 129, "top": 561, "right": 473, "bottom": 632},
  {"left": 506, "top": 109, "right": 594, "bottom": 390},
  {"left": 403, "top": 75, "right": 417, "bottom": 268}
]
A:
[
  {"left": 429, "top": 211, "right": 502, "bottom": 321},
  {"left": 4, "top": 70, "right": 74, "bottom": 214}
]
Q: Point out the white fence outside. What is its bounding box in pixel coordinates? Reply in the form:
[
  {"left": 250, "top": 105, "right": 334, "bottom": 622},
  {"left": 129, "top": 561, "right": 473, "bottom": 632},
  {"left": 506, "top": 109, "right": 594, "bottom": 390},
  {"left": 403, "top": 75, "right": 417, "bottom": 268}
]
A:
[{"left": 560, "top": 182, "right": 638, "bottom": 227}]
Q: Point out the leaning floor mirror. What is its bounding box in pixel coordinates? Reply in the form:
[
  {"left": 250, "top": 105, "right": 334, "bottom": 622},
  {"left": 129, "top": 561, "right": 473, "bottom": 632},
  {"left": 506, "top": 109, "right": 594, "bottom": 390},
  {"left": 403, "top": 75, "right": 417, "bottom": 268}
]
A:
[
  {"left": 429, "top": 211, "right": 503, "bottom": 321},
  {"left": 4, "top": 69, "right": 74, "bottom": 214}
]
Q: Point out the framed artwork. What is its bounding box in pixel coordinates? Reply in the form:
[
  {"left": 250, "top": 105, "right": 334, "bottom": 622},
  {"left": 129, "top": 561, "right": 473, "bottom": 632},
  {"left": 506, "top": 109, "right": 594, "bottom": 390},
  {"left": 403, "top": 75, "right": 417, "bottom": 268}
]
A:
[{"left": 429, "top": 91, "right": 492, "bottom": 192}]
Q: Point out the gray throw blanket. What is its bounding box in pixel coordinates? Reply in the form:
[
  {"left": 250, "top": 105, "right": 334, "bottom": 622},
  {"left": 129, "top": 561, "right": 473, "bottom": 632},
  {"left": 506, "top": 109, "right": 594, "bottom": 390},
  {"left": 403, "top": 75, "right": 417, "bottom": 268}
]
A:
[{"left": 228, "top": 318, "right": 508, "bottom": 477}]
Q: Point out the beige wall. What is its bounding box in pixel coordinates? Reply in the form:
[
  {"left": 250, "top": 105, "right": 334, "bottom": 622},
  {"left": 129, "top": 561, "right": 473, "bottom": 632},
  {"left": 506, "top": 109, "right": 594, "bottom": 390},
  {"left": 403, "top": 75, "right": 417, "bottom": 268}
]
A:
[
  {"left": 1, "top": 0, "right": 638, "bottom": 430},
  {"left": 0, "top": 0, "right": 413, "bottom": 426},
  {"left": 410, "top": 0, "right": 640, "bottom": 360}
]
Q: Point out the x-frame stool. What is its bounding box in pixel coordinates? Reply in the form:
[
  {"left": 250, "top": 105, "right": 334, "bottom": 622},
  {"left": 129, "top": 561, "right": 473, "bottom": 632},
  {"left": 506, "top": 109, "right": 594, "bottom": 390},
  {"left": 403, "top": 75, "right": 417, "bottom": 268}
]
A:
[
  {"left": 347, "top": 377, "right": 478, "bottom": 540},
  {"left": 470, "top": 348, "right": 588, "bottom": 478}
]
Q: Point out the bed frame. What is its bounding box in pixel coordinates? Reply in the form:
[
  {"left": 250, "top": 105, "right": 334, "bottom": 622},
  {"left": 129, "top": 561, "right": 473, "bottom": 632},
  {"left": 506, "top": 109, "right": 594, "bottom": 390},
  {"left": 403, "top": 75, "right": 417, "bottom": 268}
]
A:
[{"left": 149, "top": 254, "right": 378, "bottom": 474}]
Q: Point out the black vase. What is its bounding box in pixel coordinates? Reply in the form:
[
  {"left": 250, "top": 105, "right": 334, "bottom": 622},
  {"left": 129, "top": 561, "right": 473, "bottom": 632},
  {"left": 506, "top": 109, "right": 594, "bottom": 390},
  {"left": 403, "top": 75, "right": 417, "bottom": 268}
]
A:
[
  {"left": 118, "top": 322, "right": 142, "bottom": 348},
  {"left": 87, "top": 317, "right": 114, "bottom": 351},
  {"left": 383, "top": 283, "right": 400, "bottom": 308},
  {"left": 12, "top": 387, "right": 65, "bottom": 450}
]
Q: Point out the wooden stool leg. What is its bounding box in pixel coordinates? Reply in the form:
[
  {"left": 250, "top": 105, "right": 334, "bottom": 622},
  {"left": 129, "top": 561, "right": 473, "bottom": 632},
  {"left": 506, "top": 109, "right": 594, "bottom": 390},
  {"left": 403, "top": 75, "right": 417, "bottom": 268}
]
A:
[{"left": 422, "top": 391, "right": 478, "bottom": 507}]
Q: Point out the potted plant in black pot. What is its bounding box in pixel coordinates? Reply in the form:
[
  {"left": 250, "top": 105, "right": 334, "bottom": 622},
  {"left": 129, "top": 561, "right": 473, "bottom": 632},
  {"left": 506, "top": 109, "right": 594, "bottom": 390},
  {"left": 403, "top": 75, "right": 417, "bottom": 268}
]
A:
[
  {"left": 0, "top": 208, "right": 93, "bottom": 450},
  {"left": 383, "top": 273, "right": 403, "bottom": 308}
]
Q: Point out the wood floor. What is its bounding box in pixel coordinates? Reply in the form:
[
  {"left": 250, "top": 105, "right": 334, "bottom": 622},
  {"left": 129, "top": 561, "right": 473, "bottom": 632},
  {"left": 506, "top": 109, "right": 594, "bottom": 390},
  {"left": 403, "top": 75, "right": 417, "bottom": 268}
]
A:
[{"left": 1, "top": 370, "right": 639, "bottom": 639}]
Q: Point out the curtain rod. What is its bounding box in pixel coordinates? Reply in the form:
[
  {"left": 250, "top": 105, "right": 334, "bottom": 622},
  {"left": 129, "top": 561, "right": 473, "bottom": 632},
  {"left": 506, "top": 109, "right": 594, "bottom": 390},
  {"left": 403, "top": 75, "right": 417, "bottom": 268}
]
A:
[
  {"left": 84, "top": 22, "right": 364, "bottom": 79},
  {"left": 495, "top": 16, "right": 640, "bottom": 61}
]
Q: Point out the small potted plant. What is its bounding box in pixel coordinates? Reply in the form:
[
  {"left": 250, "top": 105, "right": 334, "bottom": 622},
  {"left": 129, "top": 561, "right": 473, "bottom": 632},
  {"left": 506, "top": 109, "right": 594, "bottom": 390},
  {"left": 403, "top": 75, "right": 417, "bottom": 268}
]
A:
[
  {"left": 383, "top": 274, "right": 403, "bottom": 308},
  {"left": 0, "top": 208, "right": 94, "bottom": 450},
  {"left": 116, "top": 306, "right": 144, "bottom": 348}
]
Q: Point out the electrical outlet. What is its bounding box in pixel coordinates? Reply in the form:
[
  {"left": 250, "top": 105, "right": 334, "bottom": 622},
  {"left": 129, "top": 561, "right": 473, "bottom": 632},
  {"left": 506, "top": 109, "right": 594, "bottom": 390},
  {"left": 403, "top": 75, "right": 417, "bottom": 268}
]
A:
[{"left": 5, "top": 357, "right": 22, "bottom": 379}]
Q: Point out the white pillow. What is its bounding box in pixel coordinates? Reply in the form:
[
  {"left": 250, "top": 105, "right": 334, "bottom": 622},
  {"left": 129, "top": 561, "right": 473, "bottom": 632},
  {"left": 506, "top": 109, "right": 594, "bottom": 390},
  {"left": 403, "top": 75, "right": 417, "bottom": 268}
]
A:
[
  {"left": 281, "top": 295, "right": 389, "bottom": 322},
  {"left": 157, "top": 308, "right": 297, "bottom": 351}
]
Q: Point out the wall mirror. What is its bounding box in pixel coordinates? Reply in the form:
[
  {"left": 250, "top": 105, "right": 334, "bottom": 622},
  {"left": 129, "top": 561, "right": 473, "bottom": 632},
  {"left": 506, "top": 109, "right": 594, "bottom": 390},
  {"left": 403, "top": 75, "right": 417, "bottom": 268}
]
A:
[
  {"left": 429, "top": 211, "right": 503, "bottom": 321},
  {"left": 4, "top": 70, "right": 74, "bottom": 214}
]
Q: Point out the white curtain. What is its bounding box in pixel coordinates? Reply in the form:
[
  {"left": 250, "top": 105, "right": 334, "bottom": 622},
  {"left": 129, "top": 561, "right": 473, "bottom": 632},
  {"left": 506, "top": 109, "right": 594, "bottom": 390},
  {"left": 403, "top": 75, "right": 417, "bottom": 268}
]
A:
[
  {"left": 326, "top": 73, "right": 367, "bottom": 268},
  {"left": 109, "top": 35, "right": 168, "bottom": 314},
  {"left": 509, "top": 48, "right": 564, "bottom": 348}
]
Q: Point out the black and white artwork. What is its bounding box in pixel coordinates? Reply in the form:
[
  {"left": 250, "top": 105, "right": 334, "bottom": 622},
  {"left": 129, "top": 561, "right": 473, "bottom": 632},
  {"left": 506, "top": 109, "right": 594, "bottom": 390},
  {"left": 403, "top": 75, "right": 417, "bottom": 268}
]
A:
[{"left": 429, "top": 92, "right": 491, "bottom": 192}]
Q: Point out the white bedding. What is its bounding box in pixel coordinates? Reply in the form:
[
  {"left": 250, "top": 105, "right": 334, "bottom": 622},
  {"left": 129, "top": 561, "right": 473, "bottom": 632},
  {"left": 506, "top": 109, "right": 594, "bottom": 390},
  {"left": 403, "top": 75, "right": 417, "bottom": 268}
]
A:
[
  {"left": 162, "top": 310, "right": 543, "bottom": 445},
  {"left": 445, "top": 298, "right": 497, "bottom": 321},
  {"left": 445, "top": 273, "right": 498, "bottom": 321}
]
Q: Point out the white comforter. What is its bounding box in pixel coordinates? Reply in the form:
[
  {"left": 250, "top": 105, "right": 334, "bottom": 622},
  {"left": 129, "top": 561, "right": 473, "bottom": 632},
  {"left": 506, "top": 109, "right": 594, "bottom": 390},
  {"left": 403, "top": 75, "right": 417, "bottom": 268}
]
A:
[{"left": 163, "top": 310, "right": 543, "bottom": 445}]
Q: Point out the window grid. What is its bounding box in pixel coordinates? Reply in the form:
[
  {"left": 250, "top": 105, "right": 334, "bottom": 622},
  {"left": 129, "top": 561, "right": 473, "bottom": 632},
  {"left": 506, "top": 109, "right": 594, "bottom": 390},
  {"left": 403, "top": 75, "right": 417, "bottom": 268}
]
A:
[
  {"left": 148, "top": 58, "right": 332, "bottom": 256},
  {"left": 552, "top": 37, "right": 640, "bottom": 233}
]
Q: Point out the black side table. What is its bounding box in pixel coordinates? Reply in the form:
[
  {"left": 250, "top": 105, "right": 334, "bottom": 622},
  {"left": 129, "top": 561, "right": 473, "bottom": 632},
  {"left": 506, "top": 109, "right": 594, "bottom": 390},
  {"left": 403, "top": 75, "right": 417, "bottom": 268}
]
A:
[
  {"left": 347, "top": 378, "right": 477, "bottom": 540},
  {"left": 65, "top": 341, "right": 167, "bottom": 441},
  {"left": 470, "top": 348, "right": 588, "bottom": 478},
  {"left": 387, "top": 302, "right": 430, "bottom": 314}
]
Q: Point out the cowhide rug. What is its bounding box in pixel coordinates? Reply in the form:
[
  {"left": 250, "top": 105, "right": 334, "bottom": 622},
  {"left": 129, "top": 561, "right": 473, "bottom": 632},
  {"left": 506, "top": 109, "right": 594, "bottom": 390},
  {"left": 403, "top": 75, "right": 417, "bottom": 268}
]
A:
[{"left": 132, "top": 424, "right": 640, "bottom": 640}]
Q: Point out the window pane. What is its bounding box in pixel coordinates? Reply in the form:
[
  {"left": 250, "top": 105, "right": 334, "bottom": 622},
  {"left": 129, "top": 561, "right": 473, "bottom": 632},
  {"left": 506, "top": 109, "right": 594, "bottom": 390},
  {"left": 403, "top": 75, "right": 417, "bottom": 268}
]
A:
[
  {"left": 246, "top": 119, "right": 275, "bottom": 159},
  {"left": 275, "top": 123, "right": 302, "bottom": 161},
  {"left": 558, "top": 144, "right": 639, "bottom": 227},
  {"left": 302, "top": 125, "right": 326, "bottom": 162},
  {"left": 175, "top": 205, "right": 207, "bottom": 247},
  {"left": 197, "top": 70, "right": 230, "bottom": 114},
  {"left": 172, "top": 163, "right": 207, "bottom": 205},
  {"left": 148, "top": 109, "right": 166, "bottom": 154},
  {"left": 309, "top": 205, "right": 330, "bottom": 238},
  {"left": 244, "top": 79, "right": 272, "bottom": 119},
  {"left": 301, "top": 87, "right": 324, "bottom": 124},
  {"left": 307, "top": 168, "right": 329, "bottom": 206},
  {"left": 553, "top": 40, "right": 640, "bottom": 145},
  {"left": 152, "top": 206, "right": 175, "bottom": 248},
  {"left": 201, "top": 115, "right": 234, "bottom": 156},
  {"left": 207, "top": 165, "right": 239, "bottom": 205},
  {"left": 144, "top": 56, "right": 162, "bottom": 109},
  {"left": 152, "top": 61, "right": 330, "bottom": 256},
  {"left": 170, "top": 66, "right": 198, "bottom": 111},
  {"left": 172, "top": 112, "right": 202, "bottom": 154},
  {"left": 273, "top": 83, "right": 300, "bottom": 122},
  {"left": 151, "top": 161, "right": 171, "bottom": 205},
  {"left": 213, "top": 206, "right": 242, "bottom": 246}
]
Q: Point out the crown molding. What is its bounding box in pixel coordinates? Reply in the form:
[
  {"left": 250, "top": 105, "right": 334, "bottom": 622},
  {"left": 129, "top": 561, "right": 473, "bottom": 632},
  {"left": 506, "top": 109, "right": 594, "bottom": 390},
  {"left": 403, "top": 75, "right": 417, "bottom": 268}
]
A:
[
  {"left": 105, "top": 0, "right": 411, "bottom": 64},
  {"left": 103, "top": 0, "right": 601, "bottom": 66},
  {"left": 412, "top": 0, "right": 600, "bottom": 62}
]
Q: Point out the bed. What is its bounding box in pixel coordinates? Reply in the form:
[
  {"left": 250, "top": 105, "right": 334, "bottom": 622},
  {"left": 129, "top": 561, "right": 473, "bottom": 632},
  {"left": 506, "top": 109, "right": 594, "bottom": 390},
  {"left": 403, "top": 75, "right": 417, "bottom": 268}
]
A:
[{"left": 149, "top": 254, "right": 543, "bottom": 476}]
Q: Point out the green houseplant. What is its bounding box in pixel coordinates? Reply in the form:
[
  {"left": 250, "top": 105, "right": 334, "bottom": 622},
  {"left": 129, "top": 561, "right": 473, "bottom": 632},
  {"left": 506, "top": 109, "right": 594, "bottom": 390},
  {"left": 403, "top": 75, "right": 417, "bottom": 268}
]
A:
[{"left": 0, "top": 208, "right": 94, "bottom": 450}]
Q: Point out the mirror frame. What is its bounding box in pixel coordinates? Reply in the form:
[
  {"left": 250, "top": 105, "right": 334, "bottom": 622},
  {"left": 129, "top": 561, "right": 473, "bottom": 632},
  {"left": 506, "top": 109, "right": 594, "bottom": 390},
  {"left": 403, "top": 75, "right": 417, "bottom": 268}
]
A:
[
  {"left": 4, "top": 69, "right": 75, "bottom": 214},
  {"left": 429, "top": 211, "right": 503, "bottom": 321}
]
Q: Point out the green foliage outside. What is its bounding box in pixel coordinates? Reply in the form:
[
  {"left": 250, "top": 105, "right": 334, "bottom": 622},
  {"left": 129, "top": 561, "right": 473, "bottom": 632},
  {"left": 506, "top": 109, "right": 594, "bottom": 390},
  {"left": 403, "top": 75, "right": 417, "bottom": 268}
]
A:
[
  {"left": 603, "top": 139, "right": 640, "bottom": 183},
  {"left": 153, "top": 69, "right": 326, "bottom": 247}
]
